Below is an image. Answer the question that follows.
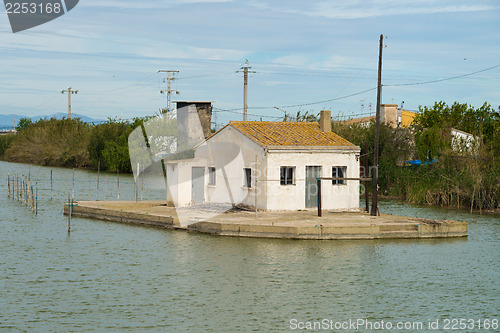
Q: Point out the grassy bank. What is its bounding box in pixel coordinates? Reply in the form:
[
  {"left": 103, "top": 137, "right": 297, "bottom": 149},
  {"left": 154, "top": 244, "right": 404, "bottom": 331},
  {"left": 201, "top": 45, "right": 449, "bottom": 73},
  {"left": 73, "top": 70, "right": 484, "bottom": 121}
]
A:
[{"left": 0, "top": 117, "right": 145, "bottom": 173}]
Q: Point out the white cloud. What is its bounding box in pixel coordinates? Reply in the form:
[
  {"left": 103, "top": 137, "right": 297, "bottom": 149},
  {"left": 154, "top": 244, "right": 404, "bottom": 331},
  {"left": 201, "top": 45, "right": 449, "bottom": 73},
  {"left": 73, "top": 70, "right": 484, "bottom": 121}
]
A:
[
  {"left": 248, "top": 0, "right": 499, "bottom": 19},
  {"left": 307, "top": 0, "right": 499, "bottom": 19},
  {"left": 138, "top": 43, "right": 246, "bottom": 62},
  {"left": 82, "top": 0, "right": 233, "bottom": 9},
  {"left": 262, "top": 80, "right": 301, "bottom": 87},
  {"left": 320, "top": 56, "right": 358, "bottom": 69},
  {"left": 272, "top": 54, "right": 311, "bottom": 67}
]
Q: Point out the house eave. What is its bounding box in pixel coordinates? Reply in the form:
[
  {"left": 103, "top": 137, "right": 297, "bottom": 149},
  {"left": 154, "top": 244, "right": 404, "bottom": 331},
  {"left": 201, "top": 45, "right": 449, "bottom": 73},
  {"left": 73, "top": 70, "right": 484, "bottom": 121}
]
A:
[{"left": 266, "top": 145, "right": 360, "bottom": 153}]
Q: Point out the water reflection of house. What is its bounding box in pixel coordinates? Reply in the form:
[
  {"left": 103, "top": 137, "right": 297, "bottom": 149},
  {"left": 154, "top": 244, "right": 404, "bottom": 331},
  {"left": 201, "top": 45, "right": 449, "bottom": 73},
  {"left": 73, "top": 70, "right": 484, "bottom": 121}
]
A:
[{"left": 165, "top": 110, "right": 361, "bottom": 211}]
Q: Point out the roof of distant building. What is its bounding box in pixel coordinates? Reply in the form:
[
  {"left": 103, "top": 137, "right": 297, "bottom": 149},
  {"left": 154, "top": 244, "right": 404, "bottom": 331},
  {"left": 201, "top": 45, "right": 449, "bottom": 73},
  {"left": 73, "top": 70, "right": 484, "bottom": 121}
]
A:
[{"left": 215, "top": 121, "right": 356, "bottom": 147}]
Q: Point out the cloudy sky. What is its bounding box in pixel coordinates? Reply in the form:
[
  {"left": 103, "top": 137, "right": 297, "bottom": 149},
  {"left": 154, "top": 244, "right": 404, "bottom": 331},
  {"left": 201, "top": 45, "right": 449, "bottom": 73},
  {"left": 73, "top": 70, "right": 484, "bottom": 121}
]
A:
[{"left": 1, "top": 0, "right": 499, "bottom": 125}]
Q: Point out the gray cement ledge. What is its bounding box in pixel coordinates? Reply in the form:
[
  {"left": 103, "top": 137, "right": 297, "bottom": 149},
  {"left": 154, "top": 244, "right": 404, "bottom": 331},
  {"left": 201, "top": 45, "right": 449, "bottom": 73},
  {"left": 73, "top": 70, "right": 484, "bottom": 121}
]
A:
[{"left": 64, "top": 201, "right": 468, "bottom": 240}]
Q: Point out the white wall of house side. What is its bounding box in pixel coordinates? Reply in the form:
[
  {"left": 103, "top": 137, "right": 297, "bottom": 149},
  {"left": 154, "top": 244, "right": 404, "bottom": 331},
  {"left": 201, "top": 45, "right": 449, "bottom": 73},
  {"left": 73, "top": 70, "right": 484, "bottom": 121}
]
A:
[
  {"left": 170, "top": 124, "right": 362, "bottom": 212},
  {"left": 196, "top": 126, "right": 267, "bottom": 209},
  {"left": 451, "top": 128, "right": 477, "bottom": 153},
  {"left": 265, "top": 148, "right": 360, "bottom": 211},
  {"left": 165, "top": 158, "right": 207, "bottom": 207},
  {"left": 380, "top": 104, "right": 399, "bottom": 128}
]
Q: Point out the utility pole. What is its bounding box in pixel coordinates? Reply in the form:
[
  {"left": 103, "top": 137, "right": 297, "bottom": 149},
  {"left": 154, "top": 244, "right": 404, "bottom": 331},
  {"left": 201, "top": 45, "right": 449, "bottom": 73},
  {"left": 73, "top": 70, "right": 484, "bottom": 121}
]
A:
[
  {"left": 236, "top": 60, "right": 256, "bottom": 121},
  {"left": 157, "top": 70, "right": 179, "bottom": 113},
  {"left": 371, "top": 34, "right": 384, "bottom": 216},
  {"left": 61, "top": 87, "right": 78, "bottom": 119},
  {"left": 274, "top": 106, "right": 287, "bottom": 121},
  {"left": 213, "top": 108, "right": 217, "bottom": 131}
]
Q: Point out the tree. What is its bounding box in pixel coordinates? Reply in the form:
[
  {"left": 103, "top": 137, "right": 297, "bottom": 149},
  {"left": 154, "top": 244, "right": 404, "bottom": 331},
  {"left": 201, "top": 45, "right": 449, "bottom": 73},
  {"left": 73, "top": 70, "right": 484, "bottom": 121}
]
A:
[{"left": 15, "top": 117, "right": 33, "bottom": 132}]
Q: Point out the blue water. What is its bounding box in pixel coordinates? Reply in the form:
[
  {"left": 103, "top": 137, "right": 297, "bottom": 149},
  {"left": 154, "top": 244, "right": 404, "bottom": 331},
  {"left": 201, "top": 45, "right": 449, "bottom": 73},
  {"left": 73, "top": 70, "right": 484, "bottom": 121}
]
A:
[{"left": 0, "top": 161, "right": 498, "bottom": 332}]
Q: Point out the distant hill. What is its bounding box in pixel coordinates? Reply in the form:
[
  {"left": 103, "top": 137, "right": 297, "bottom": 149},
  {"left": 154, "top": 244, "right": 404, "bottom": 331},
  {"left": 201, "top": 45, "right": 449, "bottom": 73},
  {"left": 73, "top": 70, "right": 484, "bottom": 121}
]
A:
[{"left": 0, "top": 113, "right": 103, "bottom": 130}]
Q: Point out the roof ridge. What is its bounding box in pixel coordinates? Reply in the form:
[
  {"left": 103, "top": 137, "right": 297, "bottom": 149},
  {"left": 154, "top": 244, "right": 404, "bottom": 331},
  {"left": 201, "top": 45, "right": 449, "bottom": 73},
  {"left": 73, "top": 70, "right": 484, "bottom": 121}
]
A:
[{"left": 223, "top": 121, "right": 356, "bottom": 147}]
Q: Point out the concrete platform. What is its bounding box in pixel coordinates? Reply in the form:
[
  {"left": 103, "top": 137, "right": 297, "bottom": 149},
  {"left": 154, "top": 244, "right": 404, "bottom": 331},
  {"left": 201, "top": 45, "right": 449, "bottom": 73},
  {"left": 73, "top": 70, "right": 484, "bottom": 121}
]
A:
[{"left": 64, "top": 201, "right": 468, "bottom": 240}]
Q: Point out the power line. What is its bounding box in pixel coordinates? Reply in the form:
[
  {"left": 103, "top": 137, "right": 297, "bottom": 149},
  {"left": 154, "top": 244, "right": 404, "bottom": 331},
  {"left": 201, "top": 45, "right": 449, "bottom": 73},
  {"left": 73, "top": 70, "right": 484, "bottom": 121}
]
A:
[
  {"left": 216, "top": 63, "right": 499, "bottom": 112},
  {"left": 271, "top": 87, "right": 377, "bottom": 109},
  {"left": 385, "top": 64, "right": 500, "bottom": 87},
  {"left": 211, "top": 86, "right": 378, "bottom": 113},
  {"left": 86, "top": 72, "right": 158, "bottom": 95},
  {"left": 176, "top": 71, "right": 235, "bottom": 80},
  {"left": 213, "top": 107, "right": 282, "bottom": 120}
]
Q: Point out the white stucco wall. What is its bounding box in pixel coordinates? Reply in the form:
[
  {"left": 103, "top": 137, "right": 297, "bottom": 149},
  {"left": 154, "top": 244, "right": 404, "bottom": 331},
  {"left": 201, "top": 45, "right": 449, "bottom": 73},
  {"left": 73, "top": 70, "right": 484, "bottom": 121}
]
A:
[
  {"left": 195, "top": 126, "right": 267, "bottom": 209},
  {"left": 165, "top": 158, "right": 206, "bottom": 207},
  {"left": 451, "top": 128, "right": 477, "bottom": 152},
  {"left": 265, "top": 148, "right": 360, "bottom": 211},
  {"left": 168, "top": 125, "right": 361, "bottom": 212}
]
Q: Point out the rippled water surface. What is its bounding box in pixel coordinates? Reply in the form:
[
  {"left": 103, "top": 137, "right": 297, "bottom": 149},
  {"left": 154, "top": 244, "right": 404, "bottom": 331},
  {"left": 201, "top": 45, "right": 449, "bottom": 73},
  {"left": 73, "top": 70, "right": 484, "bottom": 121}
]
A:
[{"left": 0, "top": 161, "right": 498, "bottom": 332}]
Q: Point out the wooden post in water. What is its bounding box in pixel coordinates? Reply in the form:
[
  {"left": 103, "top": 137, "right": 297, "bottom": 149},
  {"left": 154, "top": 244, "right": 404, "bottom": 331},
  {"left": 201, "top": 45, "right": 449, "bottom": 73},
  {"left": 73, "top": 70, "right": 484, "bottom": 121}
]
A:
[
  {"left": 35, "top": 186, "right": 38, "bottom": 215},
  {"left": 317, "top": 178, "right": 322, "bottom": 217},
  {"left": 67, "top": 194, "right": 71, "bottom": 233},
  {"left": 31, "top": 186, "right": 35, "bottom": 213},
  {"left": 87, "top": 177, "right": 91, "bottom": 201},
  {"left": 141, "top": 165, "right": 144, "bottom": 201},
  {"left": 30, "top": 181, "right": 33, "bottom": 211},
  {"left": 27, "top": 180, "right": 30, "bottom": 209},
  {"left": 72, "top": 168, "right": 75, "bottom": 200},
  {"left": 32, "top": 183, "right": 34, "bottom": 211},
  {"left": 254, "top": 155, "right": 258, "bottom": 218},
  {"left": 117, "top": 170, "right": 120, "bottom": 200},
  {"left": 365, "top": 142, "right": 370, "bottom": 213},
  {"left": 25, "top": 176, "right": 27, "bottom": 206},
  {"left": 135, "top": 182, "right": 138, "bottom": 202},
  {"left": 50, "top": 170, "right": 53, "bottom": 200},
  {"left": 104, "top": 174, "right": 107, "bottom": 201},
  {"left": 97, "top": 161, "right": 100, "bottom": 201},
  {"left": 8, "top": 175, "right": 10, "bottom": 198},
  {"left": 135, "top": 162, "right": 139, "bottom": 202}
]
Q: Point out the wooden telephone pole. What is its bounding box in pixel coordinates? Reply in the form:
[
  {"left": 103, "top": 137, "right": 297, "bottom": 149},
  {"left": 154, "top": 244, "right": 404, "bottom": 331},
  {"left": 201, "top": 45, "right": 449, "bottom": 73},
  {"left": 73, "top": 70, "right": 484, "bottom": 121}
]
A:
[
  {"left": 370, "top": 34, "right": 384, "bottom": 216},
  {"left": 61, "top": 87, "right": 78, "bottom": 119},
  {"left": 236, "top": 60, "right": 256, "bottom": 121}
]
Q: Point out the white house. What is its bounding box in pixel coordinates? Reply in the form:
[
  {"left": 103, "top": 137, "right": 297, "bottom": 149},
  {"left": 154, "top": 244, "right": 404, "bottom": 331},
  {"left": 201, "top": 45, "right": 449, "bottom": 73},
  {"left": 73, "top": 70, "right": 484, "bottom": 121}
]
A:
[
  {"left": 451, "top": 128, "right": 478, "bottom": 153},
  {"left": 165, "top": 110, "right": 361, "bottom": 211}
]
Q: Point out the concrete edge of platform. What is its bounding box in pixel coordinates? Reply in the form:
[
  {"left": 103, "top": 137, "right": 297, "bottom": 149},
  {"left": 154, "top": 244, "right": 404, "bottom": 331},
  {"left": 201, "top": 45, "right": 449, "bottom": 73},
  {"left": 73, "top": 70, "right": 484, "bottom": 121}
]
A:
[
  {"left": 64, "top": 202, "right": 468, "bottom": 240},
  {"left": 188, "top": 220, "right": 468, "bottom": 240},
  {"left": 64, "top": 204, "right": 177, "bottom": 229}
]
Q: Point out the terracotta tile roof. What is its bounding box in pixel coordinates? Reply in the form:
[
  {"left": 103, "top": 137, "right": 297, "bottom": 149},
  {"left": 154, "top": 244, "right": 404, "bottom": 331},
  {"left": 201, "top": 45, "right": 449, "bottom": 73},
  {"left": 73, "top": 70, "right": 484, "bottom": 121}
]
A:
[
  {"left": 227, "top": 121, "right": 356, "bottom": 147},
  {"left": 340, "top": 115, "right": 375, "bottom": 126}
]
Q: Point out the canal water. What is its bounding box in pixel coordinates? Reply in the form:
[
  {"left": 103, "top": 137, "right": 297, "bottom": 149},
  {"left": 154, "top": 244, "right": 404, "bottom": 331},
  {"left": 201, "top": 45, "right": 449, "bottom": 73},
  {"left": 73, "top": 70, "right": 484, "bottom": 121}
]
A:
[{"left": 0, "top": 161, "right": 498, "bottom": 332}]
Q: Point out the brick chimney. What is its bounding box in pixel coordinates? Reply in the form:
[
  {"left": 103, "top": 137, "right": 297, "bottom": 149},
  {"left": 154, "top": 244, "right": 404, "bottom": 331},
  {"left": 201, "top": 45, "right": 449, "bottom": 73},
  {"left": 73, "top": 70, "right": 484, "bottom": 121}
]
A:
[{"left": 319, "top": 110, "right": 331, "bottom": 132}]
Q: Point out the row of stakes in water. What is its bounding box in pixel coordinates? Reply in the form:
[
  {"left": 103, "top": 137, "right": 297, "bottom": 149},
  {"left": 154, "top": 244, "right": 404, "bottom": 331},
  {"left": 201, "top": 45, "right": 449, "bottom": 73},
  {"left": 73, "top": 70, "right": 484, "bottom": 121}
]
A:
[{"left": 7, "top": 174, "right": 38, "bottom": 214}]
